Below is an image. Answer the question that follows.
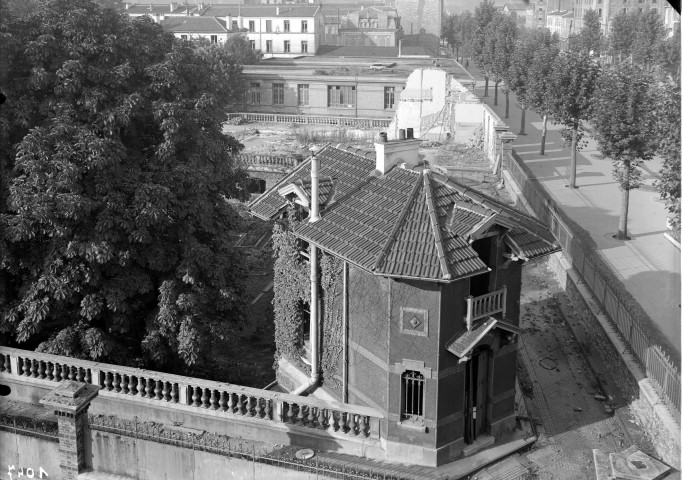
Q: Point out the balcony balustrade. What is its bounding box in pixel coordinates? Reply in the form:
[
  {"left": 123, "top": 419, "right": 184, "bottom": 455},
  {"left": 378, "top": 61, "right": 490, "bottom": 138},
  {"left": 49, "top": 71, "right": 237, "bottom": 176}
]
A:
[{"left": 465, "top": 286, "right": 507, "bottom": 330}]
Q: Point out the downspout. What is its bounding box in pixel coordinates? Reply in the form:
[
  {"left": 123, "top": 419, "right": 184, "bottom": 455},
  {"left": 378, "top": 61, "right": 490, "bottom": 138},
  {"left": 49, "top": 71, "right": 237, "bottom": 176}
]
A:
[
  {"left": 342, "top": 260, "right": 349, "bottom": 403},
  {"left": 292, "top": 153, "right": 321, "bottom": 396}
]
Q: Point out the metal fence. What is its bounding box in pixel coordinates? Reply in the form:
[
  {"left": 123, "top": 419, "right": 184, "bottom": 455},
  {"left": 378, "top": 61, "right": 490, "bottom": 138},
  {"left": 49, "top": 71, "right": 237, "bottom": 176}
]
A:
[
  {"left": 90, "top": 415, "right": 415, "bottom": 480},
  {"left": 227, "top": 113, "right": 391, "bottom": 129},
  {"left": 504, "top": 151, "right": 681, "bottom": 416},
  {"left": 0, "top": 413, "right": 59, "bottom": 442}
]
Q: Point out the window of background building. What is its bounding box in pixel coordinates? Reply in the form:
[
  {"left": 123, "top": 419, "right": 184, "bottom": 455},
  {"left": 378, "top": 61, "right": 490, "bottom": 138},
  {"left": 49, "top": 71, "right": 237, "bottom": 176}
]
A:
[
  {"left": 301, "top": 20, "right": 308, "bottom": 32},
  {"left": 210, "top": 35, "right": 218, "bottom": 43},
  {"left": 284, "top": 20, "right": 290, "bottom": 32},
  {"left": 232, "top": 20, "right": 238, "bottom": 30},
  {"left": 401, "top": 370, "right": 424, "bottom": 421},
  {"left": 250, "top": 40, "right": 256, "bottom": 50},
  {"left": 266, "top": 20, "right": 272, "bottom": 32},
  {"left": 298, "top": 84, "right": 309, "bottom": 106},
  {"left": 273, "top": 83, "right": 285, "bottom": 105},
  {"left": 384, "top": 86, "right": 396, "bottom": 109},
  {"left": 180, "top": 34, "right": 188, "bottom": 40},
  {"left": 266, "top": 40, "right": 273, "bottom": 52},
  {"left": 328, "top": 85, "right": 356, "bottom": 107},
  {"left": 249, "top": 20, "right": 255, "bottom": 31},
  {"left": 301, "top": 41, "right": 308, "bottom": 53},
  {"left": 284, "top": 40, "right": 290, "bottom": 52},
  {"left": 250, "top": 82, "right": 261, "bottom": 104}
]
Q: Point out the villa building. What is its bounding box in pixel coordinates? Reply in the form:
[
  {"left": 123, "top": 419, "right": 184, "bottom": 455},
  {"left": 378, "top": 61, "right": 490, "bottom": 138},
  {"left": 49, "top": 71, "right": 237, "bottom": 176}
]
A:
[{"left": 248, "top": 134, "right": 560, "bottom": 465}]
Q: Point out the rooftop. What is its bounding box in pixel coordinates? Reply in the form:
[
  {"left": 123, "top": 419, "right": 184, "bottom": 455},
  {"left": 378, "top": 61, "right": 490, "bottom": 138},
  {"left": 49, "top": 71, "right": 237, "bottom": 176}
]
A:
[
  {"left": 249, "top": 144, "right": 560, "bottom": 283},
  {"left": 200, "top": 5, "right": 320, "bottom": 17},
  {"left": 160, "top": 16, "right": 231, "bottom": 33}
]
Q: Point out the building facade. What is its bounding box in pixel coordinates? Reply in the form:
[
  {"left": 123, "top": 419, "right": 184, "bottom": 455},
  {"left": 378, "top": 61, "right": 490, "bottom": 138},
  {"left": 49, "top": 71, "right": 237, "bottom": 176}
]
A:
[
  {"left": 241, "top": 66, "right": 407, "bottom": 118},
  {"left": 249, "top": 138, "right": 560, "bottom": 465},
  {"left": 160, "top": 16, "right": 244, "bottom": 43},
  {"left": 338, "top": 6, "right": 403, "bottom": 47}
]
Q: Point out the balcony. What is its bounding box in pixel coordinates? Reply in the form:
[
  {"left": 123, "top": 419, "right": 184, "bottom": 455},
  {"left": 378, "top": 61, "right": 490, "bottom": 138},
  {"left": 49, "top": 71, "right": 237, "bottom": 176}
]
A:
[{"left": 465, "top": 286, "right": 507, "bottom": 330}]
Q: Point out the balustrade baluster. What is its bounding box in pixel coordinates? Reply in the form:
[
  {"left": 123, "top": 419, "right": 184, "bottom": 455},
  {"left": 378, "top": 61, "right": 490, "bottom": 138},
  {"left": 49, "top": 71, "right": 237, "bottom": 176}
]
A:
[
  {"left": 360, "top": 416, "right": 368, "bottom": 437},
  {"left": 200, "top": 388, "right": 209, "bottom": 408},
  {"left": 297, "top": 404, "right": 305, "bottom": 426},
  {"left": 0, "top": 355, "right": 4, "bottom": 373},
  {"left": 192, "top": 386, "right": 201, "bottom": 407},
  {"left": 77, "top": 367, "right": 84, "bottom": 382},
  {"left": 112, "top": 373, "right": 121, "bottom": 393},
  {"left": 54, "top": 363, "right": 61, "bottom": 381},
  {"left": 255, "top": 398, "right": 263, "bottom": 418},
  {"left": 155, "top": 380, "right": 162, "bottom": 400},
  {"left": 286, "top": 402, "right": 295, "bottom": 424},
  {"left": 3, "top": 355, "right": 9, "bottom": 374},
  {"left": 236, "top": 394, "right": 244, "bottom": 415},
  {"left": 85, "top": 369, "right": 91, "bottom": 384},
  {"left": 162, "top": 381, "right": 169, "bottom": 401},
  {"left": 171, "top": 383, "right": 178, "bottom": 403},
  {"left": 265, "top": 399, "right": 272, "bottom": 420},
  {"left": 210, "top": 389, "right": 218, "bottom": 410},
  {"left": 22, "top": 357, "right": 30, "bottom": 376},
  {"left": 38, "top": 361, "right": 46, "bottom": 379},
  {"left": 69, "top": 365, "right": 77, "bottom": 380},
  {"left": 348, "top": 413, "right": 357, "bottom": 435},
  {"left": 46, "top": 362, "right": 54, "bottom": 381},
  {"left": 307, "top": 405, "right": 315, "bottom": 427},
  {"left": 138, "top": 377, "right": 146, "bottom": 397},
  {"left": 219, "top": 392, "right": 227, "bottom": 411},
  {"left": 104, "top": 372, "right": 113, "bottom": 391},
  {"left": 128, "top": 376, "right": 136, "bottom": 395},
  {"left": 30, "top": 359, "right": 38, "bottom": 377},
  {"left": 327, "top": 410, "right": 336, "bottom": 432},
  {"left": 315, "top": 408, "right": 325, "bottom": 429},
  {"left": 146, "top": 378, "right": 154, "bottom": 399},
  {"left": 227, "top": 392, "right": 235, "bottom": 413},
  {"left": 338, "top": 412, "right": 347, "bottom": 433},
  {"left": 121, "top": 375, "right": 129, "bottom": 395}
]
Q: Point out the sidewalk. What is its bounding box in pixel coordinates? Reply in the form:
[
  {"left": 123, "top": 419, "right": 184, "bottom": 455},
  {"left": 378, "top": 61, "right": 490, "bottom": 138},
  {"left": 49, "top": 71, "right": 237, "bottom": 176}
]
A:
[{"left": 464, "top": 65, "right": 681, "bottom": 359}]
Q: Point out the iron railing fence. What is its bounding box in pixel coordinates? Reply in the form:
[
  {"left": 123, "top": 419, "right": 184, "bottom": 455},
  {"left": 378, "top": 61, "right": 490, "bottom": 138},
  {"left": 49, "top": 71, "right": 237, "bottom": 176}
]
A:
[
  {"left": 504, "top": 151, "right": 681, "bottom": 417},
  {"left": 89, "top": 415, "right": 415, "bottom": 480}
]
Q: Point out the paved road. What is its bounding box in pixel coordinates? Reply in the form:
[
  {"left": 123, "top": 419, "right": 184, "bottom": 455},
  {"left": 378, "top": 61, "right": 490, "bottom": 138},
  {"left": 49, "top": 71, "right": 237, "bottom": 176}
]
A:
[{"left": 464, "top": 65, "right": 681, "bottom": 359}]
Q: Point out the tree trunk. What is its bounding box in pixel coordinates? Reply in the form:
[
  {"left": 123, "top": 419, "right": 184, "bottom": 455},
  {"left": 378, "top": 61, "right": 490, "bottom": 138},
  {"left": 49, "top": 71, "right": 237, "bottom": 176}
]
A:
[
  {"left": 456, "top": 45, "right": 459, "bottom": 60},
  {"left": 540, "top": 115, "right": 548, "bottom": 155},
  {"left": 484, "top": 76, "right": 489, "bottom": 97},
  {"left": 568, "top": 123, "right": 578, "bottom": 188},
  {"left": 494, "top": 81, "right": 499, "bottom": 106},
  {"left": 504, "top": 90, "right": 510, "bottom": 119},
  {"left": 519, "top": 102, "right": 526, "bottom": 135},
  {"left": 617, "top": 167, "right": 631, "bottom": 239}
]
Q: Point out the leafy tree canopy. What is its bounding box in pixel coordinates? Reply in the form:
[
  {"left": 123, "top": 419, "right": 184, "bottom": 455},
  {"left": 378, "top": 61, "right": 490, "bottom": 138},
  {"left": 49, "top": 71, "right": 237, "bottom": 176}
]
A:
[
  {"left": 482, "top": 13, "right": 518, "bottom": 83},
  {"left": 654, "top": 77, "right": 681, "bottom": 233},
  {"left": 470, "top": 0, "right": 498, "bottom": 72},
  {"left": 508, "top": 28, "right": 559, "bottom": 103},
  {"left": 570, "top": 9, "right": 604, "bottom": 56},
  {"left": 0, "top": 0, "right": 251, "bottom": 370}
]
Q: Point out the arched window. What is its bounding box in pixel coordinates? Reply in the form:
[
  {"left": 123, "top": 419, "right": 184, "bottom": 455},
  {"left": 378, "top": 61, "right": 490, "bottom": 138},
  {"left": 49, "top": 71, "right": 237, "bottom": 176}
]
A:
[{"left": 401, "top": 370, "right": 425, "bottom": 420}]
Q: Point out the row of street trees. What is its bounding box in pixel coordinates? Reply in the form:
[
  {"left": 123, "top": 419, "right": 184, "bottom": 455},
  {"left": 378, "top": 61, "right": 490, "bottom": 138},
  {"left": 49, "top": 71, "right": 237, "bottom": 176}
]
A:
[
  {"left": 441, "top": 2, "right": 680, "bottom": 240},
  {"left": 0, "top": 0, "right": 261, "bottom": 370}
]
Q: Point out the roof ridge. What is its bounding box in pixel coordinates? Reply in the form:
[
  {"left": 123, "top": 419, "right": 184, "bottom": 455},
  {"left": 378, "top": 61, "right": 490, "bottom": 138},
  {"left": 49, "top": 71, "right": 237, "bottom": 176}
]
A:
[
  {"left": 373, "top": 173, "right": 422, "bottom": 272},
  {"left": 334, "top": 144, "right": 375, "bottom": 160},
  {"left": 423, "top": 171, "right": 451, "bottom": 280}
]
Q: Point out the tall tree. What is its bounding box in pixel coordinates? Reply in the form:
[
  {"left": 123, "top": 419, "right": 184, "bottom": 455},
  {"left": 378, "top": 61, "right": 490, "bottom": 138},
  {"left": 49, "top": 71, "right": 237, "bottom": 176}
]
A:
[
  {"left": 0, "top": 0, "right": 250, "bottom": 369},
  {"left": 547, "top": 50, "right": 601, "bottom": 188},
  {"left": 631, "top": 8, "right": 667, "bottom": 69},
  {"left": 570, "top": 9, "right": 604, "bottom": 56},
  {"left": 659, "top": 23, "right": 681, "bottom": 81},
  {"left": 483, "top": 13, "right": 518, "bottom": 111},
  {"left": 654, "top": 78, "right": 681, "bottom": 237},
  {"left": 609, "top": 10, "right": 636, "bottom": 62},
  {"left": 526, "top": 43, "right": 561, "bottom": 155},
  {"left": 507, "top": 28, "right": 558, "bottom": 134},
  {"left": 470, "top": 0, "right": 498, "bottom": 97},
  {"left": 591, "top": 63, "right": 658, "bottom": 239}
]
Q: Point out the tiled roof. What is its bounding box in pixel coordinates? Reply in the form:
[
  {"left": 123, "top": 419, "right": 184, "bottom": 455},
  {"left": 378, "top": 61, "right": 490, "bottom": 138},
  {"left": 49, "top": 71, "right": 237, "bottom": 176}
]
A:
[
  {"left": 161, "top": 16, "right": 229, "bottom": 33},
  {"left": 249, "top": 145, "right": 560, "bottom": 283},
  {"left": 126, "top": 5, "right": 196, "bottom": 15}
]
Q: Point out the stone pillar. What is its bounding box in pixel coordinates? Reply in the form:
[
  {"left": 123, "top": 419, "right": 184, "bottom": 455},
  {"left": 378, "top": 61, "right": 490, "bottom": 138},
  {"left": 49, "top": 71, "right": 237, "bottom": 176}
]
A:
[{"left": 40, "top": 380, "right": 99, "bottom": 480}]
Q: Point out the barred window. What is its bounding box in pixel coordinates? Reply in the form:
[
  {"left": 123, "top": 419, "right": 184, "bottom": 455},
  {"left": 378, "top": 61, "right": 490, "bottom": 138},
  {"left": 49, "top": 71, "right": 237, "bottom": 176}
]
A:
[
  {"left": 328, "top": 85, "right": 356, "bottom": 108},
  {"left": 273, "top": 83, "right": 285, "bottom": 105},
  {"left": 402, "top": 370, "right": 424, "bottom": 421},
  {"left": 298, "top": 84, "right": 310, "bottom": 106},
  {"left": 301, "top": 41, "right": 308, "bottom": 53},
  {"left": 284, "top": 40, "right": 291, "bottom": 52},
  {"left": 301, "top": 20, "right": 308, "bottom": 32},
  {"left": 384, "top": 86, "right": 396, "bottom": 109},
  {"left": 284, "top": 20, "right": 290, "bottom": 32}
]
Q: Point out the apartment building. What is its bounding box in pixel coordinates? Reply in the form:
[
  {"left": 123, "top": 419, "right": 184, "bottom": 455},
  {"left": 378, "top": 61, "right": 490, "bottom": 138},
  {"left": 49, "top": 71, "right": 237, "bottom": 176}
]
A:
[{"left": 160, "top": 16, "right": 245, "bottom": 43}]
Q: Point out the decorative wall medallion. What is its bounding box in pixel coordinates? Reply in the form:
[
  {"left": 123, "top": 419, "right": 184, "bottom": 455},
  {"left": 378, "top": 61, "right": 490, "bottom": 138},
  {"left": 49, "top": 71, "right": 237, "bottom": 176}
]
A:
[{"left": 400, "top": 307, "right": 428, "bottom": 337}]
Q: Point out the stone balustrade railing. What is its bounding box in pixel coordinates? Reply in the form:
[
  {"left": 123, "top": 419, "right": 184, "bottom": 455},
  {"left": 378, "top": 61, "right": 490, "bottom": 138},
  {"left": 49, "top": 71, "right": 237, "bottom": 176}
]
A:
[
  {"left": 226, "top": 113, "right": 391, "bottom": 128},
  {"left": 238, "top": 153, "right": 302, "bottom": 168},
  {"left": 0, "top": 346, "right": 382, "bottom": 441}
]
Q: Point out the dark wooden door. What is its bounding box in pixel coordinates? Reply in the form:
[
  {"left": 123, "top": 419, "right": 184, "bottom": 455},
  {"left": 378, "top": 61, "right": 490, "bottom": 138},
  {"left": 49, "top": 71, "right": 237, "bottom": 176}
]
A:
[{"left": 465, "top": 349, "right": 489, "bottom": 443}]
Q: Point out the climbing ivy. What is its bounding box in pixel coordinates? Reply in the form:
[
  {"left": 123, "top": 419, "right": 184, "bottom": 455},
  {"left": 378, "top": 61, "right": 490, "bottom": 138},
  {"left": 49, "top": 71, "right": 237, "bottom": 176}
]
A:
[{"left": 271, "top": 208, "right": 344, "bottom": 384}]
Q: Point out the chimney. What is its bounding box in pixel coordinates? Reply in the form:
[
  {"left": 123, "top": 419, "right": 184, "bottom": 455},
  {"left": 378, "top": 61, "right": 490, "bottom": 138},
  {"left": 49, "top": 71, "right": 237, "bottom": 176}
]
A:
[
  {"left": 310, "top": 151, "right": 320, "bottom": 222},
  {"left": 170, "top": 2, "right": 177, "bottom": 12},
  {"left": 398, "top": 129, "right": 406, "bottom": 140},
  {"left": 406, "top": 128, "right": 414, "bottom": 139},
  {"left": 125, "top": 3, "right": 129, "bottom": 9},
  {"left": 398, "top": 38, "right": 402, "bottom": 57},
  {"left": 226, "top": 14, "right": 232, "bottom": 26},
  {"left": 374, "top": 131, "right": 420, "bottom": 175},
  {"left": 276, "top": 5, "right": 280, "bottom": 14}
]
